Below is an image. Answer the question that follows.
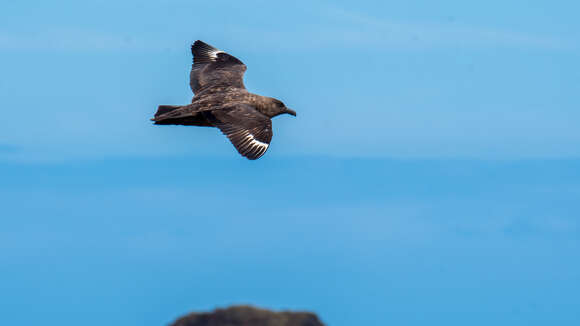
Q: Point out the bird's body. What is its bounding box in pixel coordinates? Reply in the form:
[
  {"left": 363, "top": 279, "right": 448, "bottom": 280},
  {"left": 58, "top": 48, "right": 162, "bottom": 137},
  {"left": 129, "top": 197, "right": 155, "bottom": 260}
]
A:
[{"left": 152, "top": 40, "right": 296, "bottom": 160}]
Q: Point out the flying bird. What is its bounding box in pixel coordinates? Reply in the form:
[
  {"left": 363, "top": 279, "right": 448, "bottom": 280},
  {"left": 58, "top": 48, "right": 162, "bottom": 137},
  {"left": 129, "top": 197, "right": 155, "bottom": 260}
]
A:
[{"left": 152, "top": 40, "right": 296, "bottom": 160}]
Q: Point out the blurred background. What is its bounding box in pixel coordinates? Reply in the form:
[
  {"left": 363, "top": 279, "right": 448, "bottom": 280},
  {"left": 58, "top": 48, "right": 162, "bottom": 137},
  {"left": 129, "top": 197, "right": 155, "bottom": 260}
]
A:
[{"left": 1, "top": 1, "right": 579, "bottom": 325}]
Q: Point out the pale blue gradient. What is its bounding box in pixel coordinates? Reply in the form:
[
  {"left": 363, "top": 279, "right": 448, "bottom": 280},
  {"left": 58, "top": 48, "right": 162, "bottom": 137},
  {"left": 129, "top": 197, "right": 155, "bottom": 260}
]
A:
[
  {"left": 1, "top": 1, "right": 579, "bottom": 325},
  {"left": 1, "top": 0, "right": 580, "bottom": 161}
]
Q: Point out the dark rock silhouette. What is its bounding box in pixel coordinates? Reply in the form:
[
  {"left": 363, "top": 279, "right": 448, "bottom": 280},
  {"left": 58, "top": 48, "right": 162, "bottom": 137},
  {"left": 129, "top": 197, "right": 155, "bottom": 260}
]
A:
[{"left": 171, "top": 305, "right": 325, "bottom": 326}]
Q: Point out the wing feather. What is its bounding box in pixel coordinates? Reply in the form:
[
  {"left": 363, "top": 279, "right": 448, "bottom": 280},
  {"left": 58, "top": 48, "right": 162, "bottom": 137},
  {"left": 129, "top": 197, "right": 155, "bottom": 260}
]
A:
[
  {"left": 203, "top": 104, "right": 273, "bottom": 160},
  {"left": 190, "top": 40, "right": 247, "bottom": 94}
]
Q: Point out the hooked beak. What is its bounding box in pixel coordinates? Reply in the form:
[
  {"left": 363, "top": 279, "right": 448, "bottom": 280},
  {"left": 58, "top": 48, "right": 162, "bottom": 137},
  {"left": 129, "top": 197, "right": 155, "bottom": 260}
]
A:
[{"left": 285, "top": 108, "right": 297, "bottom": 116}]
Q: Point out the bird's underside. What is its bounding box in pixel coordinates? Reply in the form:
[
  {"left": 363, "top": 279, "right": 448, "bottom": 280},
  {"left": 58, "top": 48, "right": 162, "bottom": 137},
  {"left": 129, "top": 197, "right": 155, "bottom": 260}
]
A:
[
  {"left": 151, "top": 40, "right": 295, "bottom": 160},
  {"left": 153, "top": 87, "right": 258, "bottom": 127}
]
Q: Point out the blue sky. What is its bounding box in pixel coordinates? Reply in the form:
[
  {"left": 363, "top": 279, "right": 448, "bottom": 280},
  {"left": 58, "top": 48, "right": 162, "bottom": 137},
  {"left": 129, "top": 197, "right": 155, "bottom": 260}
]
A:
[{"left": 1, "top": 1, "right": 579, "bottom": 325}]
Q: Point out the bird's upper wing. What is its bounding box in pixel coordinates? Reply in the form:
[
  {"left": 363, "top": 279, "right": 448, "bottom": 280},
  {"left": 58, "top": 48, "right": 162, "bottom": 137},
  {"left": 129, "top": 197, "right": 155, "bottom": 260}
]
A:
[
  {"left": 190, "top": 40, "right": 247, "bottom": 94},
  {"left": 203, "top": 104, "right": 272, "bottom": 160}
]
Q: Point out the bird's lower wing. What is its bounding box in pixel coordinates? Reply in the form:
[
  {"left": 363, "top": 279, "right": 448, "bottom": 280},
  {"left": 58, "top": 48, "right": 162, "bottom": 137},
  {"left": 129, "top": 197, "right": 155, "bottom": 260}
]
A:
[{"left": 202, "top": 104, "right": 273, "bottom": 160}]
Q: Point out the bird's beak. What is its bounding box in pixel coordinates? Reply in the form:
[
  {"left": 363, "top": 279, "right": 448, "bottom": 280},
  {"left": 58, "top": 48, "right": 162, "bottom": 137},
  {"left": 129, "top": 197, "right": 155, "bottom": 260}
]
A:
[{"left": 285, "top": 108, "right": 297, "bottom": 116}]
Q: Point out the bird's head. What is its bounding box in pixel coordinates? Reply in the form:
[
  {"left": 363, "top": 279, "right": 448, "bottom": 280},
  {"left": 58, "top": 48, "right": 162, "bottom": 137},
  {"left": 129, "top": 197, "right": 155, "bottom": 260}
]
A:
[{"left": 268, "top": 98, "right": 296, "bottom": 118}]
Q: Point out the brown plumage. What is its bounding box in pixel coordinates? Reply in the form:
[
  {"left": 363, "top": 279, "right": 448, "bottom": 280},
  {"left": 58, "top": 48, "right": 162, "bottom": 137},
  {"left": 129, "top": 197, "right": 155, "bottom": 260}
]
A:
[{"left": 152, "top": 40, "right": 296, "bottom": 160}]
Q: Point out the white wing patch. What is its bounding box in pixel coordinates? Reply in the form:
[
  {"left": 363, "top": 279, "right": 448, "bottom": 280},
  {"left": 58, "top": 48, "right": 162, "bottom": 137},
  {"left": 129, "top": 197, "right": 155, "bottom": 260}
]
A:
[
  {"left": 209, "top": 49, "right": 225, "bottom": 60},
  {"left": 227, "top": 129, "right": 270, "bottom": 159},
  {"left": 240, "top": 131, "right": 269, "bottom": 156}
]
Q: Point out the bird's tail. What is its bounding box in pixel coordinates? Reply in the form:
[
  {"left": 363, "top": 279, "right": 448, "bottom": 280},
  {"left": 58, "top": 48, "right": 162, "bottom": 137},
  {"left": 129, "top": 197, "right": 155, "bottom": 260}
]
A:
[{"left": 154, "top": 105, "right": 182, "bottom": 119}]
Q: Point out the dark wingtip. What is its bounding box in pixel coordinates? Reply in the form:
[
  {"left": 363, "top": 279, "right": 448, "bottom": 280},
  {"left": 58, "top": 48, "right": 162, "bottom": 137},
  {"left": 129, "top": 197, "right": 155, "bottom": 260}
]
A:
[
  {"left": 191, "top": 40, "right": 221, "bottom": 63},
  {"left": 191, "top": 40, "right": 214, "bottom": 52},
  {"left": 191, "top": 40, "right": 205, "bottom": 54}
]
